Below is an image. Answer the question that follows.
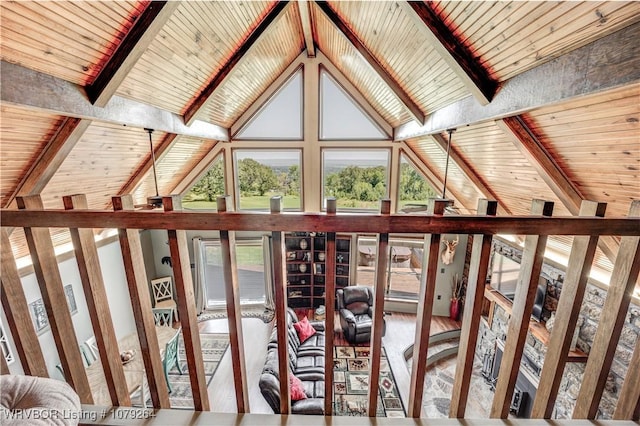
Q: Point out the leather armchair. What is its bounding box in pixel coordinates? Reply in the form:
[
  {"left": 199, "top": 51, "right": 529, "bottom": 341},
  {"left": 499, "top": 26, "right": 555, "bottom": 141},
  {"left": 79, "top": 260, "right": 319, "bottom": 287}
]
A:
[{"left": 337, "top": 286, "right": 385, "bottom": 344}]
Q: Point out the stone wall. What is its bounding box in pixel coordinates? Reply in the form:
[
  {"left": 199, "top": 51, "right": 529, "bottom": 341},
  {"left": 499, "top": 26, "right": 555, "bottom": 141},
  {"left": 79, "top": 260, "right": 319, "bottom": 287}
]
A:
[{"left": 477, "top": 239, "right": 640, "bottom": 419}]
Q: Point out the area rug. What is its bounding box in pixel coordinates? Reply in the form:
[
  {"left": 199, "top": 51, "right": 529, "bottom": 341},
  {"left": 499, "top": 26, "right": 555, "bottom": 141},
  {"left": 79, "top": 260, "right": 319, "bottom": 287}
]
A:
[
  {"left": 333, "top": 346, "right": 406, "bottom": 417},
  {"left": 161, "top": 332, "right": 229, "bottom": 409}
]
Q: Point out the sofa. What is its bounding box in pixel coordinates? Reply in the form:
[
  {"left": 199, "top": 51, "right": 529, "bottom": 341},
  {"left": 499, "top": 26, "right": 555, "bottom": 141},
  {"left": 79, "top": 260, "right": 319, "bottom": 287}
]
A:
[{"left": 259, "top": 308, "right": 325, "bottom": 415}]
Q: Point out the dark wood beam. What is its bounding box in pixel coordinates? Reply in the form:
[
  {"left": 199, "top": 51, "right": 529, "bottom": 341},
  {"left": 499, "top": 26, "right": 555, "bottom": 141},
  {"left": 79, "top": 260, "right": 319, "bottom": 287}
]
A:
[
  {"left": 498, "top": 116, "right": 619, "bottom": 262},
  {"left": 431, "top": 133, "right": 512, "bottom": 215},
  {"left": 297, "top": 0, "right": 316, "bottom": 58},
  {"left": 87, "top": 1, "right": 179, "bottom": 107},
  {"left": 0, "top": 61, "right": 229, "bottom": 141},
  {"left": 5, "top": 118, "right": 91, "bottom": 209},
  {"left": 183, "top": 2, "right": 291, "bottom": 125},
  {"left": 395, "top": 22, "right": 640, "bottom": 140},
  {"left": 315, "top": 1, "right": 425, "bottom": 125},
  {"left": 400, "top": 1, "right": 498, "bottom": 105},
  {"left": 2, "top": 209, "right": 638, "bottom": 236}
]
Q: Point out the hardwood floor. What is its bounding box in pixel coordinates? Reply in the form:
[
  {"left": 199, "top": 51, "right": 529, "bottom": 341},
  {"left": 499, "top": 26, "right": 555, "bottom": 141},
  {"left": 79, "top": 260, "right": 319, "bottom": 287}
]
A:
[{"left": 197, "top": 312, "right": 461, "bottom": 415}]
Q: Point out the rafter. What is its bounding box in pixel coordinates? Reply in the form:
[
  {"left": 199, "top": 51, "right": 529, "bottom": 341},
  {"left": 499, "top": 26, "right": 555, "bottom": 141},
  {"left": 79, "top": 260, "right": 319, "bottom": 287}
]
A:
[
  {"left": 87, "top": 1, "right": 179, "bottom": 107},
  {"left": 296, "top": 0, "right": 316, "bottom": 58},
  {"left": 431, "top": 133, "right": 511, "bottom": 215},
  {"left": 400, "top": 1, "right": 498, "bottom": 105},
  {"left": 315, "top": 1, "right": 425, "bottom": 125},
  {"left": 183, "top": 1, "right": 291, "bottom": 125},
  {"left": 0, "top": 61, "right": 229, "bottom": 141},
  {"left": 395, "top": 22, "right": 640, "bottom": 140},
  {"left": 497, "top": 116, "right": 619, "bottom": 262},
  {"left": 5, "top": 118, "right": 92, "bottom": 209}
]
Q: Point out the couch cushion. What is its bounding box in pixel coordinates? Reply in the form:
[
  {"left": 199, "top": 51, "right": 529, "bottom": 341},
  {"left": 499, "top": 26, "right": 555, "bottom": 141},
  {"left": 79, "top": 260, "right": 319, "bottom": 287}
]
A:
[
  {"left": 346, "top": 301, "right": 369, "bottom": 315},
  {"left": 293, "top": 316, "right": 316, "bottom": 343},
  {"left": 302, "top": 379, "right": 325, "bottom": 398}
]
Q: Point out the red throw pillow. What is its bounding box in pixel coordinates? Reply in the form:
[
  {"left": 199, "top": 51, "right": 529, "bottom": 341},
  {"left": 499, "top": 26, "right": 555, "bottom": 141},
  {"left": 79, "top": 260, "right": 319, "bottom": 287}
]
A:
[
  {"left": 293, "top": 316, "right": 316, "bottom": 343},
  {"left": 290, "top": 373, "right": 307, "bottom": 401}
]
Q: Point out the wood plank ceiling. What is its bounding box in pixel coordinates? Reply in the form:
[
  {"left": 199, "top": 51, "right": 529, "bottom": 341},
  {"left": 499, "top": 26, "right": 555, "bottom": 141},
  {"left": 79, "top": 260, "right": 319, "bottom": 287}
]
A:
[{"left": 1, "top": 1, "right": 639, "bottom": 267}]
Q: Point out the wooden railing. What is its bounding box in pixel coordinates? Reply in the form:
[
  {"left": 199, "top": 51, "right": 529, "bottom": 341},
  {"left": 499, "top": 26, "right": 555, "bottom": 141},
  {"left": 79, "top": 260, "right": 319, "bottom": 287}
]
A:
[{"left": 1, "top": 194, "right": 639, "bottom": 421}]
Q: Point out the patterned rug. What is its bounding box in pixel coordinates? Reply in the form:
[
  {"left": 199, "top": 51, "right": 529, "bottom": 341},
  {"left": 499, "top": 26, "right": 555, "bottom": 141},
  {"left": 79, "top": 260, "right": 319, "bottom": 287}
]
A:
[
  {"left": 333, "top": 346, "right": 406, "bottom": 417},
  {"left": 162, "top": 332, "right": 229, "bottom": 409}
]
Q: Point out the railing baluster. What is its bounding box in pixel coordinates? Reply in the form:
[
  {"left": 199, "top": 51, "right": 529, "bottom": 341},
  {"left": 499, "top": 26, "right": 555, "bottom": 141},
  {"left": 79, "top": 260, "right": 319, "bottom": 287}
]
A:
[
  {"left": 450, "top": 199, "right": 498, "bottom": 418},
  {"left": 408, "top": 198, "right": 448, "bottom": 417},
  {"left": 16, "top": 194, "right": 93, "bottom": 403},
  {"left": 216, "top": 195, "right": 249, "bottom": 413},
  {"left": 574, "top": 200, "right": 640, "bottom": 418},
  {"left": 532, "top": 200, "right": 607, "bottom": 418},
  {"left": 491, "top": 199, "right": 554, "bottom": 418},
  {"left": 0, "top": 228, "right": 48, "bottom": 377},
  {"left": 113, "top": 195, "right": 170, "bottom": 408},
  {"left": 324, "top": 197, "right": 337, "bottom": 415},
  {"left": 65, "top": 194, "right": 130, "bottom": 406}
]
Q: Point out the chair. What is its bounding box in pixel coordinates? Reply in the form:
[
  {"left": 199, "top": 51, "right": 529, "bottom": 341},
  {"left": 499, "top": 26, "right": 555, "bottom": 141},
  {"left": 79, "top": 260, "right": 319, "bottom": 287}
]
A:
[
  {"left": 337, "top": 286, "right": 385, "bottom": 344},
  {"left": 162, "top": 329, "right": 183, "bottom": 393},
  {"left": 151, "top": 277, "right": 178, "bottom": 323},
  {"left": 80, "top": 343, "right": 95, "bottom": 366},
  {"left": 152, "top": 308, "right": 174, "bottom": 326},
  {"left": 84, "top": 336, "right": 98, "bottom": 361}
]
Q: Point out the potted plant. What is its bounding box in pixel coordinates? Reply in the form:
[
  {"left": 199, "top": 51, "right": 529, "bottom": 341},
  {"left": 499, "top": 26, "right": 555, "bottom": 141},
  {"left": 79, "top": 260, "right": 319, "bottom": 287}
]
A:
[{"left": 450, "top": 273, "right": 464, "bottom": 321}]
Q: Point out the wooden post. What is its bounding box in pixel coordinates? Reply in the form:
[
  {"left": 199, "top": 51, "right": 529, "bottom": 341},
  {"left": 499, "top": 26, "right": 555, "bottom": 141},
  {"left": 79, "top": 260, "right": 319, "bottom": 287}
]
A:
[
  {"left": 614, "top": 336, "right": 640, "bottom": 420},
  {"left": 324, "top": 197, "right": 337, "bottom": 415},
  {"left": 16, "top": 195, "right": 93, "bottom": 403},
  {"left": 449, "top": 199, "right": 498, "bottom": 418},
  {"left": 163, "top": 195, "right": 209, "bottom": 411},
  {"left": 270, "top": 196, "right": 290, "bottom": 414},
  {"left": 531, "top": 200, "right": 607, "bottom": 418},
  {"left": 113, "top": 195, "right": 170, "bottom": 408},
  {"left": 64, "top": 194, "right": 131, "bottom": 406},
  {"left": 0, "top": 228, "right": 48, "bottom": 377},
  {"left": 367, "top": 199, "right": 391, "bottom": 416},
  {"left": 216, "top": 195, "right": 249, "bottom": 413},
  {"left": 573, "top": 200, "right": 640, "bottom": 418},
  {"left": 408, "top": 198, "right": 448, "bottom": 417},
  {"left": 490, "top": 199, "right": 554, "bottom": 418}
]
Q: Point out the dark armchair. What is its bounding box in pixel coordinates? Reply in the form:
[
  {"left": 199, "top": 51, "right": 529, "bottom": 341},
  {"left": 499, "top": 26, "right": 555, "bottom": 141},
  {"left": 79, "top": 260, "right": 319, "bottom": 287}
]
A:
[{"left": 337, "top": 286, "right": 385, "bottom": 344}]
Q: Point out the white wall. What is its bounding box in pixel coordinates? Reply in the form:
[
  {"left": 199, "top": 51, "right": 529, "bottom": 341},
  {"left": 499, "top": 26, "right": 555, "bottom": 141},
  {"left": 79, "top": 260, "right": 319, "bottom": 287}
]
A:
[
  {"left": 1, "top": 238, "right": 136, "bottom": 378},
  {"left": 430, "top": 233, "right": 468, "bottom": 317}
]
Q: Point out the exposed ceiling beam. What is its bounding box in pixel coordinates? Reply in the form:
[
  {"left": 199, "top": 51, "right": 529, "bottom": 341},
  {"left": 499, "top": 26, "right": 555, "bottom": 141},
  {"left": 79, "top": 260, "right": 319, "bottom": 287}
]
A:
[
  {"left": 497, "top": 116, "right": 618, "bottom": 262},
  {"left": 183, "top": 1, "right": 291, "bottom": 125},
  {"left": 87, "top": 1, "right": 179, "bottom": 107},
  {"left": 400, "top": 1, "right": 498, "bottom": 105},
  {"left": 395, "top": 21, "right": 640, "bottom": 141},
  {"left": 297, "top": 0, "right": 316, "bottom": 58},
  {"left": 315, "top": 1, "right": 425, "bottom": 125},
  {"left": 117, "top": 133, "right": 179, "bottom": 197},
  {"left": 5, "top": 118, "right": 92, "bottom": 209},
  {"left": 431, "top": 133, "right": 512, "bottom": 215},
  {"left": 1, "top": 61, "right": 229, "bottom": 141}
]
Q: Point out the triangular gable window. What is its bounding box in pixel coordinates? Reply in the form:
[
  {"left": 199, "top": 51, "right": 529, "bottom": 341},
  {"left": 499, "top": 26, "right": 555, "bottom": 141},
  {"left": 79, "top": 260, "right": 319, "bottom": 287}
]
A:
[
  {"left": 320, "top": 70, "right": 387, "bottom": 140},
  {"left": 236, "top": 71, "right": 303, "bottom": 140},
  {"left": 182, "top": 155, "right": 225, "bottom": 210},
  {"left": 397, "top": 154, "right": 438, "bottom": 211}
]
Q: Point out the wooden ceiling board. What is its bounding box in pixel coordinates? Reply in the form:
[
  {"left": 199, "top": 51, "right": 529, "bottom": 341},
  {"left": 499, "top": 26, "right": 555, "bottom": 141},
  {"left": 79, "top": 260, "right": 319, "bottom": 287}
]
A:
[
  {"left": 199, "top": 5, "right": 304, "bottom": 127},
  {"left": 0, "top": 1, "right": 146, "bottom": 85},
  {"left": 313, "top": 4, "right": 412, "bottom": 127},
  {"left": 524, "top": 85, "right": 640, "bottom": 218},
  {"left": 40, "top": 122, "right": 153, "bottom": 210},
  {"left": 117, "top": 1, "right": 273, "bottom": 115},
  {"left": 0, "top": 106, "right": 65, "bottom": 207},
  {"left": 437, "top": 1, "right": 640, "bottom": 81},
  {"left": 131, "top": 136, "right": 217, "bottom": 206},
  {"left": 330, "top": 1, "right": 469, "bottom": 115}
]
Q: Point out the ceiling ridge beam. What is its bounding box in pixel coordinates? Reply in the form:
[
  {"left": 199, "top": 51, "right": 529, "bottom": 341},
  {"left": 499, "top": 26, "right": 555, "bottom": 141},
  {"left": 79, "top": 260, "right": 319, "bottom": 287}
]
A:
[
  {"left": 395, "top": 21, "right": 640, "bottom": 140},
  {"left": 183, "top": 1, "right": 291, "bottom": 125},
  {"left": 4, "top": 118, "right": 92, "bottom": 209},
  {"left": 497, "top": 116, "right": 619, "bottom": 262},
  {"left": 87, "top": 1, "right": 179, "bottom": 107},
  {"left": 315, "top": 1, "right": 425, "bottom": 125},
  {"left": 117, "top": 132, "right": 179, "bottom": 199},
  {"left": 400, "top": 1, "right": 498, "bottom": 106},
  {"left": 0, "top": 61, "right": 229, "bottom": 141},
  {"left": 297, "top": 0, "right": 316, "bottom": 58},
  {"left": 431, "top": 132, "right": 511, "bottom": 215}
]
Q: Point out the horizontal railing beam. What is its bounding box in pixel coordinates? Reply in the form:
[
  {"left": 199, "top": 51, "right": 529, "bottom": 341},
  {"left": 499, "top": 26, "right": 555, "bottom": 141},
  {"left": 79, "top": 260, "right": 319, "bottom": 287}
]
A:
[{"left": 1, "top": 210, "right": 638, "bottom": 236}]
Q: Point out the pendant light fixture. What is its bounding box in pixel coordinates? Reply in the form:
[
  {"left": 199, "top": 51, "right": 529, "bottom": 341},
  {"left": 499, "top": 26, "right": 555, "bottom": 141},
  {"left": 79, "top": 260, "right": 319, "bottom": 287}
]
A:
[
  {"left": 442, "top": 128, "right": 455, "bottom": 199},
  {"left": 145, "top": 128, "right": 163, "bottom": 208}
]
